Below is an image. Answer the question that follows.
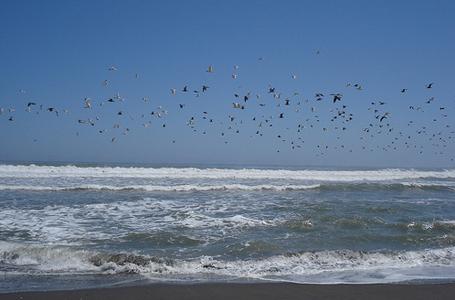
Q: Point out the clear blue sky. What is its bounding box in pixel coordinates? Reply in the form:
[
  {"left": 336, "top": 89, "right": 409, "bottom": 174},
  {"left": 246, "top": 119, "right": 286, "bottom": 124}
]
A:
[{"left": 1, "top": 0, "right": 454, "bottom": 167}]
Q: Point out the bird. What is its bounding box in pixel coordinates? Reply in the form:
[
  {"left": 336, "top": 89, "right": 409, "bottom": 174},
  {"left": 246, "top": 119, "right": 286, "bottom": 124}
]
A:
[
  {"left": 426, "top": 97, "right": 435, "bottom": 104},
  {"left": 331, "top": 93, "right": 343, "bottom": 103},
  {"left": 353, "top": 84, "right": 362, "bottom": 90},
  {"left": 84, "top": 98, "right": 92, "bottom": 109},
  {"left": 47, "top": 107, "right": 58, "bottom": 116},
  {"left": 207, "top": 65, "right": 214, "bottom": 73}
]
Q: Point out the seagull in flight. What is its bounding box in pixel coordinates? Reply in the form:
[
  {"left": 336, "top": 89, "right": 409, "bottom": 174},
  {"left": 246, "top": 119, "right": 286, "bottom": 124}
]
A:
[{"left": 84, "top": 98, "right": 92, "bottom": 109}]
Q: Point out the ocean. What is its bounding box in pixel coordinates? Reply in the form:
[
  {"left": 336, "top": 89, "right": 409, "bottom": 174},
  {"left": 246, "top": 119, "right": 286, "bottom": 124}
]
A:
[{"left": 1, "top": 163, "right": 455, "bottom": 292}]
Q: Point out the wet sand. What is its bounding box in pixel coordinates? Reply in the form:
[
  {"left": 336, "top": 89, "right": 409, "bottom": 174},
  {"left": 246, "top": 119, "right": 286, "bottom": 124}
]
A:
[{"left": 1, "top": 282, "right": 455, "bottom": 300}]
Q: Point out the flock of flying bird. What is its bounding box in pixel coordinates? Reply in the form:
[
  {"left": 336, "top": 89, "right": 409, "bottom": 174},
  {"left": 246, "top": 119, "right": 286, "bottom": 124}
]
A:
[{"left": 1, "top": 58, "right": 454, "bottom": 162}]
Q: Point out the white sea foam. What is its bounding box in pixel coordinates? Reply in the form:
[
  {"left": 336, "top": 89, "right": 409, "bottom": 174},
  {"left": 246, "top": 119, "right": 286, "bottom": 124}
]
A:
[
  {"left": 1, "top": 164, "right": 454, "bottom": 181},
  {"left": 1, "top": 241, "right": 455, "bottom": 283},
  {"left": 1, "top": 182, "right": 454, "bottom": 192},
  {"left": 0, "top": 184, "right": 321, "bottom": 192},
  {"left": 0, "top": 198, "right": 279, "bottom": 244}
]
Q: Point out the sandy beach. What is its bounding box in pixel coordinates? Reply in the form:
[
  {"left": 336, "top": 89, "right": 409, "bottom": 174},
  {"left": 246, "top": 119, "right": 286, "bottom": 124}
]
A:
[{"left": 1, "top": 283, "right": 455, "bottom": 300}]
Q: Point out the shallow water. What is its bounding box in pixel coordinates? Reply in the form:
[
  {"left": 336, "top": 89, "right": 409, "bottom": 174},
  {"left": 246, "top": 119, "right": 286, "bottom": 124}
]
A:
[{"left": 1, "top": 164, "right": 455, "bottom": 292}]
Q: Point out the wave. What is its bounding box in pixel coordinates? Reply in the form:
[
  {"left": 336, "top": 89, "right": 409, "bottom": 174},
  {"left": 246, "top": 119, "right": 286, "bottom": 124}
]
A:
[
  {"left": 2, "top": 241, "right": 455, "bottom": 283},
  {"left": 1, "top": 164, "right": 455, "bottom": 181},
  {"left": 401, "top": 220, "right": 455, "bottom": 231},
  {"left": 0, "top": 182, "right": 453, "bottom": 192},
  {"left": 0, "top": 184, "right": 321, "bottom": 192}
]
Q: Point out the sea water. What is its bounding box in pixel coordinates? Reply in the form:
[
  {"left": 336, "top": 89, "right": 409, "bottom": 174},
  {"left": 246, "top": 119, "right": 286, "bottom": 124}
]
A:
[{"left": 1, "top": 163, "right": 455, "bottom": 291}]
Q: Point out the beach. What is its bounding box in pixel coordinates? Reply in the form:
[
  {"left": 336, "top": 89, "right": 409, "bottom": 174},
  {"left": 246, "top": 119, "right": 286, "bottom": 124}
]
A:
[
  {"left": 2, "top": 0, "right": 455, "bottom": 298},
  {"left": 2, "top": 282, "right": 455, "bottom": 300}
]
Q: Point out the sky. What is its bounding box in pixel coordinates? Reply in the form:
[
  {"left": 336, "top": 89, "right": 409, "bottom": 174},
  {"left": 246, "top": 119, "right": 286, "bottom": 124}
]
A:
[{"left": 0, "top": 0, "right": 454, "bottom": 168}]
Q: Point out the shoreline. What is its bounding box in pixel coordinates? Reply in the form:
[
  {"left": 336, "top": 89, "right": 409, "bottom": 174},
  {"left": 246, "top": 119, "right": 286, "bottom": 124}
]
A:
[{"left": 1, "top": 282, "right": 455, "bottom": 300}]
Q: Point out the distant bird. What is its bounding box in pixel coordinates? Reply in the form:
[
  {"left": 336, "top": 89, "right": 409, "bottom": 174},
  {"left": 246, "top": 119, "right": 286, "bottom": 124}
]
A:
[
  {"left": 380, "top": 112, "right": 390, "bottom": 122},
  {"left": 207, "top": 65, "right": 214, "bottom": 73},
  {"left": 315, "top": 93, "right": 324, "bottom": 101},
  {"left": 401, "top": 88, "right": 408, "bottom": 93},
  {"left": 108, "top": 66, "right": 117, "bottom": 71},
  {"left": 47, "top": 107, "right": 58, "bottom": 116},
  {"left": 426, "top": 97, "right": 435, "bottom": 104},
  {"left": 426, "top": 83, "right": 434, "bottom": 89},
  {"left": 331, "top": 93, "right": 343, "bottom": 103},
  {"left": 84, "top": 98, "right": 92, "bottom": 109}
]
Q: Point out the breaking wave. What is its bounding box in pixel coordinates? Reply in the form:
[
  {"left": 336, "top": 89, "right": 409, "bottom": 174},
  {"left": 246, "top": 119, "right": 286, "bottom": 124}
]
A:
[
  {"left": 0, "top": 184, "right": 321, "bottom": 192},
  {"left": 0, "top": 183, "right": 453, "bottom": 192},
  {"left": 2, "top": 241, "right": 455, "bottom": 283},
  {"left": 1, "top": 164, "right": 455, "bottom": 181}
]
